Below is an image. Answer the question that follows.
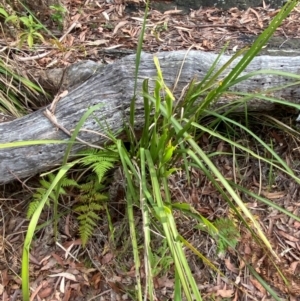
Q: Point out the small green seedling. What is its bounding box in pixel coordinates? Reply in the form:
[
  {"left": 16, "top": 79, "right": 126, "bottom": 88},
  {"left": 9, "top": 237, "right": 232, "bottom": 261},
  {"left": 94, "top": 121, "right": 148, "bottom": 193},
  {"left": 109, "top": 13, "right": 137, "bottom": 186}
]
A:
[
  {"left": 1, "top": 7, "right": 19, "bottom": 27},
  {"left": 18, "top": 15, "right": 44, "bottom": 48},
  {"left": 50, "top": 4, "right": 67, "bottom": 30}
]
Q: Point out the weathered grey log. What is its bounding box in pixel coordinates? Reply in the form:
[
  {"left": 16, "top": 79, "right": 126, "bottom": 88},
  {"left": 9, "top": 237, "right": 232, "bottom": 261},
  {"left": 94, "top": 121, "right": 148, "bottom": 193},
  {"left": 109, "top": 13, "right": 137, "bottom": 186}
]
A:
[{"left": 1, "top": 50, "right": 300, "bottom": 184}]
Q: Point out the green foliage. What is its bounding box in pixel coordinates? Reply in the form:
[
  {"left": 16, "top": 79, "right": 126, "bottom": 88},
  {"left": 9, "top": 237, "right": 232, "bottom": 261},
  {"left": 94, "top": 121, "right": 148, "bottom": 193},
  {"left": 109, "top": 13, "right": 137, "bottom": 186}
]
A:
[
  {"left": 152, "top": 21, "right": 168, "bottom": 40},
  {"left": 12, "top": 0, "right": 300, "bottom": 299},
  {"left": 22, "top": 138, "right": 120, "bottom": 300},
  {"left": 27, "top": 173, "right": 78, "bottom": 219},
  {"left": 27, "top": 147, "right": 119, "bottom": 249},
  {"left": 121, "top": 1, "right": 300, "bottom": 298},
  {"left": 74, "top": 147, "right": 119, "bottom": 246},
  {"left": 64, "top": 146, "right": 119, "bottom": 247},
  {"left": 1, "top": 8, "right": 18, "bottom": 28},
  {"left": 49, "top": 4, "right": 67, "bottom": 30},
  {"left": 1, "top": 5, "right": 44, "bottom": 48},
  {"left": 0, "top": 7, "right": 8, "bottom": 18},
  {"left": 151, "top": 239, "right": 173, "bottom": 277},
  {"left": 79, "top": 147, "right": 119, "bottom": 182},
  {"left": 18, "top": 15, "right": 44, "bottom": 48},
  {"left": 74, "top": 180, "right": 107, "bottom": 247},
  {"left": 213, "top": 218, "right": 240, "bottom": 256},
  {"left": 5, "top": 13, "right": 19, "bottom": 25},
  {"left": 0, "top": 57, "right": 47, "bottom": 116},
  {"left": 0, "top": 6, "right": 20, "bottom": 38},
  {"left": 0, "top": 48, "right": 48, "bottom": 116}
]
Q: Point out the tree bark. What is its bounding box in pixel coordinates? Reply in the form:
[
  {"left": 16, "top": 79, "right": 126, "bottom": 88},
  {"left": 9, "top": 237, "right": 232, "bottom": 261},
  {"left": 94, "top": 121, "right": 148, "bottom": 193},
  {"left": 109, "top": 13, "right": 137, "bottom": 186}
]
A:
[{"left": 1, "top": 50, "right": 300, "bottom": 184}]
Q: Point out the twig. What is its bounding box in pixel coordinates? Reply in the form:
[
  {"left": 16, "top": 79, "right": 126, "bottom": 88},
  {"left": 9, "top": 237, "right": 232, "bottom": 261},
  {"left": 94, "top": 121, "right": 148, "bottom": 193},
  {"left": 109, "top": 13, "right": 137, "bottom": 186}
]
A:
[
  {"left": 43, "top": 108, "right": 104, "bottom": 150},
  {"left": 87, "top": 289, "right": 111, "bottom": 301}
]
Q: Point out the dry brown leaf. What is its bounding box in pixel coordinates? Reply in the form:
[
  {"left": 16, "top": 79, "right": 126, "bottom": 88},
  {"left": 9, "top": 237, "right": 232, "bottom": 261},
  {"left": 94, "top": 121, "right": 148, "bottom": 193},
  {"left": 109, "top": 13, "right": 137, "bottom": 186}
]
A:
[
  {"left": 164, "top": 9, "right": 183, "bottom": 15},
  {"left": 51, "top": 253, "right": 65, "bottom": 266},
  {"left": 1, "top": 270, "right": 9, "bottom": 287},
  {"left": 41, "top": 257, "right": 59, "bottom": 271},
  {"left": 71, "top": 13, "right": 81, "bottom": 22},
  {"left": 30, "top": 280, "right": 48, "bottom": 301},
  {"left": 174, "top": 26, "right": 192, "bottom": 32},
  {"left": 38, "top": 286, "right": 53, "bottom": 298},
  {"left": 216, "top": 286, "right": 234, "bottom": 298},
  {"left": 102, "top": 11, "right": 110, "bottom": 21},
  {"left": 101, "top": 252, "right": 114, "bottom": 264},
  {"left": 225, "top": 257, "right": 239, "bottom": 274},
  {"left": 249, "top": 276, "right": 266, "bottom": 294},
  {"left": 63, "top": 286, "right": 72, "bottom": 301},
  {"left": 91, "top": 272, "right": 102, "bottom": 288},
  {"left": 113, "top": 21, "right": 128, "bottom": 35},
  {"left": 65, "top": 214, "right": 71, "bottom": 237},
  {"left": 105, "top": 44, "right": 124, "bottom": 50},
  {"left": 262, "top": 191, "right": 285, "bottom": 199},
  {"left": 294, "top": 221, "right": 300, "bottom": 229},
  {"left": 277, "top": 230, "right": 299, "bottom": 242},
  {"left": 64, "top": 35, "right": 75, "bottom": 48},
  {"left": 62, "top": 51, "right": 73, "bottom": 61},
  {"left": 289, "top": 261, "right": 299, "bottom": 273},
  {"left": 86, "top": 40, "right": 108, "bottom": 46},
  {"left": 79, "top": 30, "right": 87, "bottom": 42},
  {"left": 232, "top": 289, "right": 240, "bottom": 301},
  {"left": 29, "top": 254, "right": 41, "bottom": 266},
  {"left": 156, "top": 276, "right": 174, "bottom": 288},
  {"left": 63, "top": 239, "right": 82, "bottom": 249},
  {"left": 108, "top": 281, "right": 124, "bottom": 294}
]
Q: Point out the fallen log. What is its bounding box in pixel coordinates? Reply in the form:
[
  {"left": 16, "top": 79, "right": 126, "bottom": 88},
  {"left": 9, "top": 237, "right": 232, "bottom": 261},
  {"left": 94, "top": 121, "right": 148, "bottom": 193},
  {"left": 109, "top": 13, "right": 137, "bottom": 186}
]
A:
[{"left": 1, "top": 50, "right": 300, "bottom": 184}]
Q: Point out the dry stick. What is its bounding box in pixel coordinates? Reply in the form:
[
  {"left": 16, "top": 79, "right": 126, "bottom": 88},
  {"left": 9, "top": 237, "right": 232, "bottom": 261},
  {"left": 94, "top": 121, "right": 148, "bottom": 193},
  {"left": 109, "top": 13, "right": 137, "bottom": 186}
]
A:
[
  {"left": 29, "top": 281, "right": 48, "bottom": 301},
  {"left": 44, "top": 88, "right": 106, "bottom": 149},
  {"left": 87, "top": 289, "right": 112, "bottom": 301},
  {"left": 43, "top": 109, "right": 105, "bottom": 150},
  {"left": 49, "top": 90, "right": 69, "bottom": 113},
  {"left": 175, "top": 24, "right": 243, "bottom": 29}
]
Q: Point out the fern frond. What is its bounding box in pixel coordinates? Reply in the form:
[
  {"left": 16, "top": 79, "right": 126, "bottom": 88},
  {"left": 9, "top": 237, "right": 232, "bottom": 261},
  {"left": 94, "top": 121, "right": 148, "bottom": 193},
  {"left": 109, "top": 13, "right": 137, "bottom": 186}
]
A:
[
  {"left": 28, "top": 185, "right": 51, "bottom": 218},
  {"left": 78, "top": 225, "right": 95, "bottom": 245},
  {"left": 27, "top": 200, "right": 41, "bottom": 219},
  {"left": 214, "top": 218, "right": 240, "bottom": 255},
  {"left": 27, "top": 172, "right": 73, "bottom": 219},
  {"left": 93, "top": 193, "right": 107, "bottom": 202},
  {"left": 74, "top": 179, "right": 108, "bottom": 246},
  {"left": 80, "top": 181, "right": 96, "bottom": 192},
  {"left": 60, "top": 177, "right": 79, "bottom": 187},
  {"left": 76, "top": 210, "right": 100, "bottom": 246},
  {"left": 79, "top": 147, "right": 119, "bottom": 182},
  {"left": 79, "top": 146, "right": 119, "bottom": 157},
  {"left": 80, "top": 180, "right": 105, "bottom": 192},
  {"left": 77, "top": 213, "right": 98, "bottom": 225},
  {"left": 75, "top": 203, "right": 103, "bottom": 213},
  {"left": 92, "top": 161, "right": 115, "bottom": 182}
]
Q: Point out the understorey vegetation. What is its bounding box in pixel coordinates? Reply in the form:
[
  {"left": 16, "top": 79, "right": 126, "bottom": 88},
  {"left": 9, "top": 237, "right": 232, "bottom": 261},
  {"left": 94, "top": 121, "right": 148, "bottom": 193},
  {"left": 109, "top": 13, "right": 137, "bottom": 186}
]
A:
[{"left": 1, "top": 0, "right": 300, "bottom": 300}]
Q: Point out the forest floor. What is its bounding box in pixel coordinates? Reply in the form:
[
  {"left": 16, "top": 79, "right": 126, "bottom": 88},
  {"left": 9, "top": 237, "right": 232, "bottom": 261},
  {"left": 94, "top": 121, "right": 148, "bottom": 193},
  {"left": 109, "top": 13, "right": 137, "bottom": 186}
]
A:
[{"left": 1, "top": 0, "right": 300, "bottom": 300}]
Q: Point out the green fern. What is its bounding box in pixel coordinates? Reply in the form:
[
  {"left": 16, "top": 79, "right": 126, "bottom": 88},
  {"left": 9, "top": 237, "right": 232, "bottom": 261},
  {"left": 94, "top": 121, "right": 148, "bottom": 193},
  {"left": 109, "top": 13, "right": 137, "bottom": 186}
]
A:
[
  {"left": 79, "top": 146, "right": 119, "bottom": 182},
  {"left": 213, "top": 218, "right": 240, "bottom": 256},
  {"left": 27, "top": 147, "right": 119, "bottom": 245},
  {"left": 74, "top": 147, "right": 120, "bottom": 246},
  {"left": 27, "top": 173, "right": 76, "bottom": 218},
  {"left": 74, "top": 180, "right": 108, "bottom": 246}
]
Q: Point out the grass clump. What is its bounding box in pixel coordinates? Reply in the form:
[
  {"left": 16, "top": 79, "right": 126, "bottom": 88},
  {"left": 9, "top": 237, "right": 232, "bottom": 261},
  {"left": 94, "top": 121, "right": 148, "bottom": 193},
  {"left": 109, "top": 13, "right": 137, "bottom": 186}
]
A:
[{"left": 0, "top": 54, "right": 49, "bottom": 117}]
